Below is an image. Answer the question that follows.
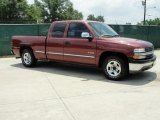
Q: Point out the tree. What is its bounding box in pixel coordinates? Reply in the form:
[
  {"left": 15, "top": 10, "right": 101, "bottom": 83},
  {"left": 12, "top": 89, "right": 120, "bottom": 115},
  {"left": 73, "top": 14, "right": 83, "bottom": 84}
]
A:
[
  {"left": 87, "top": 14, "right": 105, "bottom": 22},
  {"left": 39, "top": 0, "right": 83, "bottom": 22},
  {"left": 87, "top": 14, "right": 96, "bottom": 21},
  {"left": 62, "top": 2, "right": 83, "bottom": 20},
  {"left": 96, "top": 15, "right": 104, "bottom": 22},
  {"left": 145, "top": 18, "right": 160, "bottom": 25},
  {"left": 0, "top": 0, "right": 29, "bottom": 23},
  {"left": 137, "top": 18, "right": 160, "bottom": 26},
  {"left": 0, "top": 0, "right": 83, "bottom": 23},
  {"left": 26, "top": 4, "right": 42, "bottom": 23}
]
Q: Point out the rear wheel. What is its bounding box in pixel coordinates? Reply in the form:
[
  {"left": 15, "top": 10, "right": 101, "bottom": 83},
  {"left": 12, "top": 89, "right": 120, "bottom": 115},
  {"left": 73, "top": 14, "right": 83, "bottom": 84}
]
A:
[
  {"left": 21, "top": 49, "right": 37, "bottom": 67},
  {"left": 102, "top": 56, "right": 128, "bottom": 80}
]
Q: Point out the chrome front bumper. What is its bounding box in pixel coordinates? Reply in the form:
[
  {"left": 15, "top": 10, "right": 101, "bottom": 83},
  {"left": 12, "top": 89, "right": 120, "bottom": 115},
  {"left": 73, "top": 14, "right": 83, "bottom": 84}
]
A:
[{"left": 129, "top": 55, "right": 156, "bottom": 73}]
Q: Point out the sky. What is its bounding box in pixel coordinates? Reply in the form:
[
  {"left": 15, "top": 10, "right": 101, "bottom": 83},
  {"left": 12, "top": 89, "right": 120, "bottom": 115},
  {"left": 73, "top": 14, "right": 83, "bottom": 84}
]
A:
[{"left": 28, "top": 0, "right": 160, "bottom": 24}]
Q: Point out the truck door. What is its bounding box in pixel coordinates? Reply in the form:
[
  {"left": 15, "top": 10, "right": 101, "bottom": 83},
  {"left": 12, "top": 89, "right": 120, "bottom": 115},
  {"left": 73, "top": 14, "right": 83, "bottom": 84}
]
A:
[
  {"left": 46, "top": 22, "right": 66, "bottom": 61},
  {"left": 63, "top": 22, "right": 96, "bottom": 65}
]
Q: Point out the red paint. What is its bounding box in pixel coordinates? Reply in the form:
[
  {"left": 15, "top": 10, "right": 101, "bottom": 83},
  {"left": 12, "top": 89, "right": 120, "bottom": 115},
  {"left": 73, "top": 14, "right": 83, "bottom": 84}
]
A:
[{"left": 12, "top": 20, "right": 153, "bottom": 67}]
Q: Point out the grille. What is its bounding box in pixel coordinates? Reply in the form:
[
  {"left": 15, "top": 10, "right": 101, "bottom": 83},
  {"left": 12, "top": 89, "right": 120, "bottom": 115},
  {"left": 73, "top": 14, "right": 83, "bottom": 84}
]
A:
[
  {"left": 145, "top": 47, "right": 154, "bottom": 52},
  {"left": 146, "top": 54, "right": 153, "bottom": 59},
  {"left": 145, "top": 47, "right": 154, "bottom": 59}
]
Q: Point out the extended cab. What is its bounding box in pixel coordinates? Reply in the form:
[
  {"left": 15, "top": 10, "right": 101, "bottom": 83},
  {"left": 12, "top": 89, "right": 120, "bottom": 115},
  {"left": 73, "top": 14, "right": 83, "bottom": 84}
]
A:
[{"left": 12, "top": 20, "right": 156, "bottom": 80}]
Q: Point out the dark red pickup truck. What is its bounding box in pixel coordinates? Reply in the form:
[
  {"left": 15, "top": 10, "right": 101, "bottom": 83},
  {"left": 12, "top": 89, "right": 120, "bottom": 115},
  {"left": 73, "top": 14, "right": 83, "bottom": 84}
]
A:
[{"left": 12, "top": 20, "right": 156, "bottom": 80}]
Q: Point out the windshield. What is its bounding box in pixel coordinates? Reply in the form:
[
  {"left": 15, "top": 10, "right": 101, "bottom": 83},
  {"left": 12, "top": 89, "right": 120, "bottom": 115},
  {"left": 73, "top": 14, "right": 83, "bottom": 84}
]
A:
[{"left": 88, "top": 22, "right": 119, "bottom": 38}]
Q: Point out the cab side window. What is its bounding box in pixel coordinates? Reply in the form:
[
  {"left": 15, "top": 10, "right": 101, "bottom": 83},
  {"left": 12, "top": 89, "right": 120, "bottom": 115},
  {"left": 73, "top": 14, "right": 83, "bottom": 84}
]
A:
[
  {"left": 67, "top": 23, "right": 90, "bottom": 38},
  {"left": 52, "top": 23, "right": 66, "bottom": 37}
]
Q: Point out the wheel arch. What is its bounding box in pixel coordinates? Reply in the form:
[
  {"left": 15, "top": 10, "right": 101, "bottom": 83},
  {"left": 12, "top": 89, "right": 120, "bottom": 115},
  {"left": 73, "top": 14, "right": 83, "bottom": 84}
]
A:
[
  {"left": 20, "top": 46, "right": 34, "bottom": 56},
  {"left": 98, "top": 51, "right": 129, "bottom": 68},
  {"left": 20, "top": 46, "right": 37, "bottom": 67}
]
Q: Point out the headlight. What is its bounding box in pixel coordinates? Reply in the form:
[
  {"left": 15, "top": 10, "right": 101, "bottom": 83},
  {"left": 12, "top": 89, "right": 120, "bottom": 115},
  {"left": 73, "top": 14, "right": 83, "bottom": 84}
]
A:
[{"left": 133, "top": 48, "right": 146, "bottom": 60}]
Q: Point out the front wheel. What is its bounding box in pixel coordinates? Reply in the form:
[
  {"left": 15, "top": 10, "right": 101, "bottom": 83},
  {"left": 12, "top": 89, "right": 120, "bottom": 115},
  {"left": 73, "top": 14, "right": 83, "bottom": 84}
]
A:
[
  {"left": 102, "top": 56, "right": 128, "bottom": 80},
  {"left": 21, "top": 49, "right": 37, "bottom": 67}
]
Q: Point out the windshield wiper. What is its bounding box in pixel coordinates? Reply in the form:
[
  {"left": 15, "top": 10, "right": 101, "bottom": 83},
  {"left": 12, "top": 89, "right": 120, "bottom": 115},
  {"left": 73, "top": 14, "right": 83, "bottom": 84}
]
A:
[
  {"left": 100, "top": 34, "right": 119, "bottom": 38},
  {"left": 112, "top": 35, "right": 120, "bottom": 37},
  {"left": 100, "top": 34, "right": 114, "bottom": 38}
]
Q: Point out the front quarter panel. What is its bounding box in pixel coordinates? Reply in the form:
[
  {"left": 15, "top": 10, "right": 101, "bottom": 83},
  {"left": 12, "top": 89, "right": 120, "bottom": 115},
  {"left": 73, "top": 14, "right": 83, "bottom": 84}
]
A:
[{"left": 96, "top": 38, "right": 134, "bottom": 66}]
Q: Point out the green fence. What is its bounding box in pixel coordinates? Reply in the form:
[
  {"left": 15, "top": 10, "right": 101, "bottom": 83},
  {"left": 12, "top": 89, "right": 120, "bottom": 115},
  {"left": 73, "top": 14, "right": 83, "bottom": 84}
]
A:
[
  {"left": 0, "top": 24, "right": 50, "bottom": 56},
  {"left": 110, "top": 25, "right": 160, "bottom": 48},
  {"left": 0, "top": 24, "right": 160, "bottom": 56}
]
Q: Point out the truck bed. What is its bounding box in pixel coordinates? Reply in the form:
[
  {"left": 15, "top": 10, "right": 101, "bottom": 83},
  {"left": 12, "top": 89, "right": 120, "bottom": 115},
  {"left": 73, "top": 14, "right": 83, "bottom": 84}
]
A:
[{"left": 12, "top": 36, "right": 47, "bottom": 59}]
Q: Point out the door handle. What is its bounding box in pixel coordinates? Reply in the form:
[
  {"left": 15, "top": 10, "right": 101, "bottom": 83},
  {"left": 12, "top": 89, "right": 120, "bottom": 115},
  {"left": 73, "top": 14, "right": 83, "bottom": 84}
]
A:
[{"left": 64, "top": 41, "right": 71, "bottom": 45}]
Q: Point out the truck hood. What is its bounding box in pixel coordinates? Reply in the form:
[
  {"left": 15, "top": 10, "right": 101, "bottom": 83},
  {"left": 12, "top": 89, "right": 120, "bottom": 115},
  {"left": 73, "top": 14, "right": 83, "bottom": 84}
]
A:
[{"left": 102, "top": 37, "right": 153, "bottom": 48}]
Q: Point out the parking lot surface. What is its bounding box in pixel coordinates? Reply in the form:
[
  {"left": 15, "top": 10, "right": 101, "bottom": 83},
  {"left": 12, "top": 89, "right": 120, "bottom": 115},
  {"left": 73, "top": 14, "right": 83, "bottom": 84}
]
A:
[{"left": 0, "top": 50, "right": 160, "bottom": 120}]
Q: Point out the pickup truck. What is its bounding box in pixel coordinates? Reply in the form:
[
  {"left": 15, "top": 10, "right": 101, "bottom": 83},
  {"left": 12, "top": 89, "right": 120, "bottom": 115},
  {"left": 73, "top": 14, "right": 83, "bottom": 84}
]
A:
[{"left": 12, "top": 20, "right": 156, "bottom": 80}]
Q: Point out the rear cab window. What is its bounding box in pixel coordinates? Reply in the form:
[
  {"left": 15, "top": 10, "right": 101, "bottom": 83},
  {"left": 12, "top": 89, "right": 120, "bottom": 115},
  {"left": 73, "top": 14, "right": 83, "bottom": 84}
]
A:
[{"left": 52, "top": 23, "right": 66, "bottom": 37}]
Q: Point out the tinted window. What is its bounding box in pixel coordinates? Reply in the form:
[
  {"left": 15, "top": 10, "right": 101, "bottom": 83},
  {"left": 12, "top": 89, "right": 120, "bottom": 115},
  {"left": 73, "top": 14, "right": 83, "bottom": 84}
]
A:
[
  {"left": 52, "top": 23, "right": 66, "bottom": 37},
  {"left": 67, "top": 23, "right": 89, "bottom": 38}
]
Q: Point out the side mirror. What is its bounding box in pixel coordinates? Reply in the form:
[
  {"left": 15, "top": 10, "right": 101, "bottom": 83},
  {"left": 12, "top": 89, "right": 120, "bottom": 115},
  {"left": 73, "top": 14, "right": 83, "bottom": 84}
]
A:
[{"left": 81, "top": 32, "right": 93, "bottom": 42}]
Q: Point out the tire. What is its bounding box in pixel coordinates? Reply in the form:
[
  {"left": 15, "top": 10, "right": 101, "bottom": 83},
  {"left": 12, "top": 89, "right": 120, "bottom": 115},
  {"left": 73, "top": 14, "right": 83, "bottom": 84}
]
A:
[
  {"left": 102, "top": 56, "right": 128, "bottom": 80},
  {"left": 21, "top": 49, "right": 37, "bottom": 67}
]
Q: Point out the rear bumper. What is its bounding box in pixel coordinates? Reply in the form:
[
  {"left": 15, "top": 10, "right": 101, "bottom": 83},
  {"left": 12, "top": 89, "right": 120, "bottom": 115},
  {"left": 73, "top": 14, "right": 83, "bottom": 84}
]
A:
[
  {"left": 11, "top": 50, "right": 14, "bottom": 54},
  {"left": 129, "top": 55, "right": 156, "bottom": 72},
  {"left": 12, "top": 47, "right": 21, "bottom": 58}
]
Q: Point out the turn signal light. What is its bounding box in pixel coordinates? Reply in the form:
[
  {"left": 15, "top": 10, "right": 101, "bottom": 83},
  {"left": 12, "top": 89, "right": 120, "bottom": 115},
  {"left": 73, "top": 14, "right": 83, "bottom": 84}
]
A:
[{"left": 132, "top": 55, "right": 146, "bottom": 60}]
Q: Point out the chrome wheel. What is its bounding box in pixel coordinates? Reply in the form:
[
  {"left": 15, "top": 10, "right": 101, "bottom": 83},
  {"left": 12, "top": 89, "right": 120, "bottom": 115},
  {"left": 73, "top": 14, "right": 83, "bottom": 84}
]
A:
[
  {"left": 21, "top": 49, "right": 37, "bottom": 67},
  {"left": 106, "top": 60, "right": 121, "bottom": 77},
  {"left": 103, "top": 56, "right": 128, "bottom": 80},
  {"left": 23, "top": 52, "right": 31, "bottom": 65}
]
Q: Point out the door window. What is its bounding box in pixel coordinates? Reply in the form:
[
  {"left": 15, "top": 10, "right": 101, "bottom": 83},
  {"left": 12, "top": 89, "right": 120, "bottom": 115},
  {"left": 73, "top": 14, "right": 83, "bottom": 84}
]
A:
[{"left": 67, "top": 23, "right": 90, "bottom": 38}]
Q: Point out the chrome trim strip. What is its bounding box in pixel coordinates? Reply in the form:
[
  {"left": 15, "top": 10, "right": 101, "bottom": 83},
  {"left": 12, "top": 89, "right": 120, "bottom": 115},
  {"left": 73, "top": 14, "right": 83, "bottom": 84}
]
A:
[
  {"left": 46, "top": 52, "right": 63, "bottom": 55},
  {"left": 141, "top": 51, "right": 153, "bottom": 55},
  {"left": 46, "top": 51, "right": 95, "bottom": 58},
  {"left": 64, "top": 53, "right": 95, "bottom": 58},
  {"left": 13, "top": 47, "right": 20, "bottom": 49},
  {"left": 34, "top": 51, "right": 45, "bottom": 54}
]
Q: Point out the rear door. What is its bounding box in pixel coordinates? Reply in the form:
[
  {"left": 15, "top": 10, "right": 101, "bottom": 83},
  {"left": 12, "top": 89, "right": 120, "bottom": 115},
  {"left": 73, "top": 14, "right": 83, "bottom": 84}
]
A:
[
  {"left": 63, "top": 22, "right": 96, "bottom": 65},
  {"left": 46, "top": 22, "right": 66, "bottom": 61}
]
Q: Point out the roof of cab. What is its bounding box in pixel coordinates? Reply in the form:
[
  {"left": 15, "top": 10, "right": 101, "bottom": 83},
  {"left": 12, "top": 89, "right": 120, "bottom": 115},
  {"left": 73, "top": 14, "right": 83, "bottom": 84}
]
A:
[
  {"left": 52, "top": 20, "right": 102, "bottom": 23},
  {"left": 53, "top": 20, "right": 85, "bottom": 23}
]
